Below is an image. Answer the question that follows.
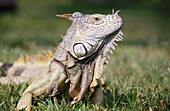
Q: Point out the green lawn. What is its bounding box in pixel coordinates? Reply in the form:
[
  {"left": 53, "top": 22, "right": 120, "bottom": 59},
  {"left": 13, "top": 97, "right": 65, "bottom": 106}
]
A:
[{"left": 0, "top": 0, "right": 169, "bottom": 110}]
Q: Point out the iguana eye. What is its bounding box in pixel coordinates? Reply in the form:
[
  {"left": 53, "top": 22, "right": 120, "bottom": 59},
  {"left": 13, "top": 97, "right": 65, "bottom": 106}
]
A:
[
  {"left": 92, "top": 17, "right": 102, "bottom": 23},
  {"left": 93, "top": 17, "right": 100, "bottom": 21},
  {"left": 90, "top": 14, "right": 104, "bottom": 24}
]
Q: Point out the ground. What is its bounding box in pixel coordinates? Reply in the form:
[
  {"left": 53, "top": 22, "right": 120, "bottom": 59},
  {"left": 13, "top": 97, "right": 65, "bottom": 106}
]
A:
[{"left": 0, "top": 0, "right": 169, "bottom": 110}]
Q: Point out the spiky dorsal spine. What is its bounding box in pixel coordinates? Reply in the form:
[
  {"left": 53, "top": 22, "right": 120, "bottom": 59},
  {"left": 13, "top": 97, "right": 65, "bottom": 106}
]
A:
[
  {"left": 103, "top": 31, "right": 124, "bottom": 64},
  {"left": 14, "top": 50, "right": 54, "bottom": 64}
]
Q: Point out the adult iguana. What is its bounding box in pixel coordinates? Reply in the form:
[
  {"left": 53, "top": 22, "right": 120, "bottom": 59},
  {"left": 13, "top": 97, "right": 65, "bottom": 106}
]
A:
[{"left": 0, "top": 9, "right": 123, "bottom": 111}]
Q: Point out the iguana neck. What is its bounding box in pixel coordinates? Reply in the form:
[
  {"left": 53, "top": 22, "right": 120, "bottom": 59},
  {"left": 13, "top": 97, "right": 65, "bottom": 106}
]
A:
[
  {"left": 53, "top": 40, "right": 69, "bottom": 62},
  {"left": 53, "top": 22, "right": 77, "bottom": 63}
]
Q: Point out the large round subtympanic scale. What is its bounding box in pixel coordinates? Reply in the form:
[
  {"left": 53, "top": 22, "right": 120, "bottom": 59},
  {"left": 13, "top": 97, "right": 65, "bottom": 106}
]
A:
[{"left": 73, "top": 43, "right": 87, "bottom": 57}]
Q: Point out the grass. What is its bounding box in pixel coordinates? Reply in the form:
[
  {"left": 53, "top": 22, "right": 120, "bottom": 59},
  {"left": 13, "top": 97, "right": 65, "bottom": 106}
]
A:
[
  {"left": 0, "top": 0, "right": 169, "bottom": 110},
  {"left": 0, "top": 45, "right": 169, "bottom": 110}
]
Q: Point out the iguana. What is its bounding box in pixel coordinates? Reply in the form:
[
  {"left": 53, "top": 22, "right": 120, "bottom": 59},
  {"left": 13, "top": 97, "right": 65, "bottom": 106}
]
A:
[{"left": 0, "top": 9, "right": 123, "bottom": 111}]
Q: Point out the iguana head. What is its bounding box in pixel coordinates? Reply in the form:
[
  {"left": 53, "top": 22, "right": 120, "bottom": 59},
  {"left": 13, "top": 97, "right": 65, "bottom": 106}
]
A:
[{"left": 57, "top": 10, "right": 123, "bottom": 60}]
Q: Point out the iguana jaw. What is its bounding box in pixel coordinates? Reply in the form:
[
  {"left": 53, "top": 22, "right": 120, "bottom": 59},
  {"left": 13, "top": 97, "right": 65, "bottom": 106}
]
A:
[
  {"left": 102, "top": 30, "right": 124, "bottom": 63},
  {"left": 80, "top": 29, "right": 123, "bottom": 63}
]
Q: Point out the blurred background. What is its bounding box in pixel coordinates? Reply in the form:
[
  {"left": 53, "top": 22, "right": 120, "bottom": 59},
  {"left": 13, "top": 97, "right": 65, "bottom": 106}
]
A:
[
  {"left": 0, "top": 1, "right": 169, "bottom": 109},
  {"left": 0, "top": 0, "right": 169, "bottom": 61}
]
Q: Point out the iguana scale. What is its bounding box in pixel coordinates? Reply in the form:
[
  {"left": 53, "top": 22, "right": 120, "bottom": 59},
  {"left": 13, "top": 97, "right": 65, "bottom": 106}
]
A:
[{"left": 0, "top": 9, "right": 123, "bottom": 111}]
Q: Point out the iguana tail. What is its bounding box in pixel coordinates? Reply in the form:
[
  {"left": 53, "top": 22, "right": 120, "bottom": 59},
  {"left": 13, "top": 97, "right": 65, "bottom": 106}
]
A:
[{"left": 0, "top": 50, "right": 54, "bottom": 84}]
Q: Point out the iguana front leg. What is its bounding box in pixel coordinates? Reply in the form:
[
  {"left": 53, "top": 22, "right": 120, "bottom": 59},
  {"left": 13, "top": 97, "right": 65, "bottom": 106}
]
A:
[
  {"left": 17, "top": 59, "right": 67, "bottom": 111},
  {"left": 91, "top": 54, "right": 105, "bottom": 106},
  {"left": 70, "top": 55, "right": 105, "bottom": 105},
  {"left": 73, "top": 62, "right": 94, "bottom": 101}
]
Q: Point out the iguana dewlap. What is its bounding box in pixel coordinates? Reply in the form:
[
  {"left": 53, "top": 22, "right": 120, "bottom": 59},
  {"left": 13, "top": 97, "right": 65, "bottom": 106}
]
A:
[{"left": 0, "top": 10, "right": 123, "bottom": 111}]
